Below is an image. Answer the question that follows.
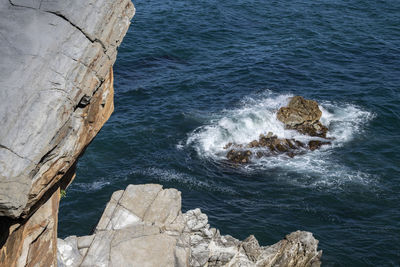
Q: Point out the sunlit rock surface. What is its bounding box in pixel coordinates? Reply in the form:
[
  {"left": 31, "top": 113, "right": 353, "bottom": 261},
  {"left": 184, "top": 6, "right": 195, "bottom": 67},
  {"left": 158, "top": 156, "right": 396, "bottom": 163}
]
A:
[
  {"left": 58, "top": 184, "right": 322, "bottom": 267},
  {"left": 0, "top": 0, "right": 135, "bottom": 266}
]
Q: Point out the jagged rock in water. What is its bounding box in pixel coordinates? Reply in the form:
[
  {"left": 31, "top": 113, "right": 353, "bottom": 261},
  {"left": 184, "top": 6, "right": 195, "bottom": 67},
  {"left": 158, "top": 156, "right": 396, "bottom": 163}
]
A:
[
  {"left": 292, "top": 121, "right": 328, "bottom": 138},
  {"left": 277, "top": 96, "right": 328, "bottom": 138},
  {"left": 57, "top": 184, "right": 323, "bottom": 267},
  {"left": 277, "top": 96, "right": 322, "bottom": 126},
  {"left": 224, "top": 96, "right": 333, "bottom": 163},
  {"left": 0, "top": 0, "right": 135, "bottom": 266},
  {"left": 308, "top": 140, "right": 331, "bottom": 151},
  {"left": 225, "top": 134, "right": 332, "bottom": 163},
  {"left": 225, "top": 133, "right": 307, "bottom": 163},
  {"left": 227, "top": 149, "right": 252, "bottom": 163},
  {"left": 256, "top": 231, "right": 322, "bottom": 267},
  {"left": 256, "top": 133, "right": 305, "bottom": 152}
]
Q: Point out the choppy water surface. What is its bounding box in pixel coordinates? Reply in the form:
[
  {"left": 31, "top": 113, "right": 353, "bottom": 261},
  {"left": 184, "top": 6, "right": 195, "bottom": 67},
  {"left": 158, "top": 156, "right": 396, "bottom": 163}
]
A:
[{"left": 59, "top": 0, "right": 400, "bottom": 265}]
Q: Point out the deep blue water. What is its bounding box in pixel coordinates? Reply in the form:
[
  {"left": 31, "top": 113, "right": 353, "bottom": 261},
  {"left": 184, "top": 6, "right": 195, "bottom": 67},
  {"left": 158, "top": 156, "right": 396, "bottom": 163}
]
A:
[{"left": 59, "top": 0, "right": 400, "bottom": 265}]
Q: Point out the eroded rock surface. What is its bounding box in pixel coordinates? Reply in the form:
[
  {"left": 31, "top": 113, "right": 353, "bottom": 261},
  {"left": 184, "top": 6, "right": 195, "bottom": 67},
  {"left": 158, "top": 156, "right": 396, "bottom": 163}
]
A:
[
  {"left": 0, "top": 0, "right": 135, "bottom": 266},
  {"left": 0, "top": 0, "right": 135, "bottom": 219},
  {"left": 58, "top": 184, "right": 322, "bottom": 267},
  {"left": 226, "top": 133, "right": 306, "bottom": 163},
  {"left": 277, "top": 96, "right": 327, "bottom": 138},
  {"left": 277, "top": 96, "right": 321, "bottom": 126},
  {"left": 0, "top": 189, "right": 60, "bottom": 267}
]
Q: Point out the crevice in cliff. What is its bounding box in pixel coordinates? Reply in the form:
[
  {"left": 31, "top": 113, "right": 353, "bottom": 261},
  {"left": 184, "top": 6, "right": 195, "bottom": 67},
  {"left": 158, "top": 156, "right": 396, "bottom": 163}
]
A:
[
  {"left": 8, "top": 0, "right": 108, "bottom": 57},
  {"left": 30, "top": 224, "right": 48, "bottom": 245},
  {"left": 24, "top": 163, "right": 75, "bottom": 219},
  {"left": 0, "top": 144, "right": 32, "bottom": 162},
  {"left": 44, "top": 11, "right": 109, "bottom": 57},
  {"left": 0, "top": 216, "right": 15, "bottom": 248},
  {"left": 142, "top": 190, "right": 162, "bottom": 220},
  {"left": 8, "top": 0, "right": 35, "bottom": 9},
  {"left": 77, "top": 95, "right": 92, "bottom": 109},
  {"left": 37, "top": 145, "right": 59, "bottom": 167},
  {"left": 45, "top": 11, "right": 94, "bottom": 42},
  {"left": 74, "top": 78, "right": 105, "bottom": 111}
]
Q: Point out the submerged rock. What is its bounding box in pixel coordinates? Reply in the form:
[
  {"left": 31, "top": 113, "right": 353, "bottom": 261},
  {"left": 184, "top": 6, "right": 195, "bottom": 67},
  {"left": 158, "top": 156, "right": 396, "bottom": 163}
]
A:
[{"left": 58, "top": 184, "right": 323, "bottom": 267}]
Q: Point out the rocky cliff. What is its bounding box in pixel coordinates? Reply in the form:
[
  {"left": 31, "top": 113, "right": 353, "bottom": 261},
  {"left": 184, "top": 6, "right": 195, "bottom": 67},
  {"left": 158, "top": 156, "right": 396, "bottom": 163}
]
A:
[
  {"left": 0, "top": 0, "right": 135, "bottom": 266},
  {"left": 58, "top": 184, "right": 322, "bottom": 267}
]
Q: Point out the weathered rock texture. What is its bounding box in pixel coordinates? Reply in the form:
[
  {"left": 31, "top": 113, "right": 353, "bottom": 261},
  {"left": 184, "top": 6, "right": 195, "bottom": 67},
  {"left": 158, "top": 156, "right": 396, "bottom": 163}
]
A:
[
  {"left": 58, "top": 184, "right": 322, "bottom": 267},
  {"left": 0, "top": 0, "right": 135, "bottom": 219},
  {"left": 0, "top": 0, "right": 135, "bottom": 266},
  {"left": 1, "top": 189, "right": 60, "bottom": 267},
  {"left": 277, "top": 96, "right": 328, "bottom": 138}
]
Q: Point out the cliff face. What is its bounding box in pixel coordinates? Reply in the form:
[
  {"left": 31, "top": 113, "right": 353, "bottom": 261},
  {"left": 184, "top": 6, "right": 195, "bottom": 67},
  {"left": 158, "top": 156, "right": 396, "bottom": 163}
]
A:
[
  {"left": 0, "top": 0, "right": 135, "bottom": 266},
  {"left": 0, "top": 0, "right": 135, "bottom": 219}
]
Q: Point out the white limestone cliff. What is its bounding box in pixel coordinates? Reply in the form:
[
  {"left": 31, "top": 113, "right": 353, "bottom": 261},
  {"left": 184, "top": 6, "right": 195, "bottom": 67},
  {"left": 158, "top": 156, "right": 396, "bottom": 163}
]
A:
[{"left": 0, "top": 1, "right": 135, "bottom": 265}]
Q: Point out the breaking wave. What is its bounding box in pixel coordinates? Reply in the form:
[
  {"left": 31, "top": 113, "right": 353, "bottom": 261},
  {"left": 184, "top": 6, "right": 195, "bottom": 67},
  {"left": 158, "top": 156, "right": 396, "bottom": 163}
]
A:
[{"left": 185, "top": 90, "right": 376, "bottom": 188}]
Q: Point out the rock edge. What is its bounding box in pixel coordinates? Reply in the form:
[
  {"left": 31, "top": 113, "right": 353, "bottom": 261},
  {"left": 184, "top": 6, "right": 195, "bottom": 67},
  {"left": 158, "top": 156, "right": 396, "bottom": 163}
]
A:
[{"left": 58, "top": 184, "right": 322, "bottom": 267}]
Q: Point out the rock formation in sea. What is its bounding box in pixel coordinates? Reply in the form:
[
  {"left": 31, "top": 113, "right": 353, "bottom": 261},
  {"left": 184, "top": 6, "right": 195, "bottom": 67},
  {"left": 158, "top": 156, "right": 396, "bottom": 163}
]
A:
[
  {"left": 276, "top": 96, "right": 328, "bottom": 138},
  {"left": 0, "top": 1, "right": 322, "bottom": 266},
  {"left": 0, "top": 0, "right": 135, "bottom": 265},
  {"left": 225, "top": 96, "right": 331, "bottom": 163},
  {"left": 58, "top": 184, "right": 322, "bottom": 267}
]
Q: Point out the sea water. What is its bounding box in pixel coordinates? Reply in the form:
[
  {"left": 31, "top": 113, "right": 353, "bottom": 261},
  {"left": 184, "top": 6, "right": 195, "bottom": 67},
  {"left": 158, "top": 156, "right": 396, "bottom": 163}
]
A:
[{"left": 59, "top": 0, "right": 400, "bottom": 265}]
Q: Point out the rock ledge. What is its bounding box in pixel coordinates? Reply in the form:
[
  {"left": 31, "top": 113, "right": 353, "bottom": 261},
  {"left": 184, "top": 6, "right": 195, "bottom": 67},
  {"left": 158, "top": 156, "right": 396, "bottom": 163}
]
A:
[{"left": 58, "top": 184, "right": 322, "bottom": 267}]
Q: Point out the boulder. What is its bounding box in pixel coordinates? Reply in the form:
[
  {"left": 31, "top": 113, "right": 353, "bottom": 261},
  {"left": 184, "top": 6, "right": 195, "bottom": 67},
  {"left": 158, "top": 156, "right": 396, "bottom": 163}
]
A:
[
  {"left": 293, "top": 121, "right": 328, "bottom": 138},
  {"left": 308, "top": 140, "right": 331, "bottom": 151},
  {"left": 277, "top": 96, "right": 322, "bottom": 126},
  {"left": 94, "top": 184, "right": 181, "bottom": 233},
  {"left": 227, "top": 149, "right": 252, "bottom": 163},
  {"left": 57, "top": 236, "right": 83, "bottom": 267},
  {"left": 277, "top": 96, "right": 328, "bottom": 138},
  {"left": 58, "top": 184, "right": 323, "bottom": 267}
]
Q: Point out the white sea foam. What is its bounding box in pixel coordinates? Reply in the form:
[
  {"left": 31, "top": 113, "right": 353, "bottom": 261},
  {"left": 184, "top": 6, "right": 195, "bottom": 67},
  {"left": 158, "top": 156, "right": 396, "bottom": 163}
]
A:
[{"left": 185, "top": 90, "right": 375, "bottom": 188}]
